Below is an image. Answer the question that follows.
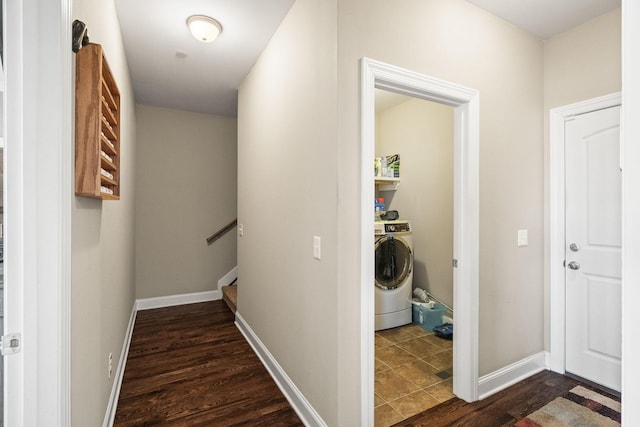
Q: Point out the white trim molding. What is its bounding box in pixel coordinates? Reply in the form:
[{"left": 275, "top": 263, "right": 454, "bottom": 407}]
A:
[
  {"left": 4, "top": 0, "right": 73, "bottom": 424},
  {"left": 478, "top": 352, "right": 548, "bottom": 400},
  {"left": 218, "top": 266, "right": 238, "bottom": 288},
  {"left": 621, "top": 1, "right": 640, "bottom": 424},
  {"left": 548, "top": 93, "right": 621, "bottom": 375},
  {"left": 360, "top": 58, "right": 480, "bottom": 423},
  {"left": 136, "top": 290, "right": 222, "bottom": 311},
  {"left": 235, "top": 313, "right": 327, "bottom": 427},
  {"left": 103, "top": 304, "right": 137, "bottom": 427},
  {"left": 136, "top": 267, "right": 236, "bottom": 311}
]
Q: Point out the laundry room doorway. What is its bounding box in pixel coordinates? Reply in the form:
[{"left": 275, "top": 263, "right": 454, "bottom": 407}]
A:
[
  {"left": 360, "top": 58, "right": 480, "bottom": 424},
  {"left": 375, "top": 91, "right": 455, "bottom": 312},
  {"left": 372, "top": 90, "right": 457, "bottom": 423}
]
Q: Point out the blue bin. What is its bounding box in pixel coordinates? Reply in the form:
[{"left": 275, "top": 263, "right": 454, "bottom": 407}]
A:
[{"left": 412, "top": 302, "right": 446, "bottom": 332}]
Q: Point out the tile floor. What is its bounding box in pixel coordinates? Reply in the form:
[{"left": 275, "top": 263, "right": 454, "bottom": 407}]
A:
[{"left": 374, "top": 323, "right": 454, "bottom": 426}]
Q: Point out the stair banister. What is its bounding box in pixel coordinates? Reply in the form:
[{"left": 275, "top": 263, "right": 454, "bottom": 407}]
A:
[{"left": 206, "top": 218, "right": 237, "bottom": 245}]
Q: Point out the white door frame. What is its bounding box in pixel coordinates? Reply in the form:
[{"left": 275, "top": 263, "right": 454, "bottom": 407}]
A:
[
  {"left": 622, "top": 1, "right": 640, "bottom": 424},
  {"left": 548, "top": 92, "right": 621, "bottom": 375},
  {"left": 4, "top": 0, "right": 73, "bottom": 424},
  {"left": 360, "top": 58, "right": 480, "bottom": 422}
]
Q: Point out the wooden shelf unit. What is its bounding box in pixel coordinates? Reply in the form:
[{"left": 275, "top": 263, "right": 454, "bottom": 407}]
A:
[{"left": 75, "top": 43, "right": 121, "bottom": 200}]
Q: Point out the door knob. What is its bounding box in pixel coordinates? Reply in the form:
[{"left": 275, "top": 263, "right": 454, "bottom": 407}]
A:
[
  {"left": 569, "top": 243, "right": 580, "bottom": 252},
  {"left": 567, "top": 261, "right": 580, "bottom": 270}
]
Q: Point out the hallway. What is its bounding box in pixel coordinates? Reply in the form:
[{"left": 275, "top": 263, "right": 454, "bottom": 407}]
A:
[
  {"left": 113, "top": 300, "right": 621, "bottom": 426},
  {"left": 114, "top": 301, "right": 301, "bottom": 426}
]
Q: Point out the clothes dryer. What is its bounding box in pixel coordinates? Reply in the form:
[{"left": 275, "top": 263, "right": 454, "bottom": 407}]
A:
[{"left": 374, "top": 220, "right": 413, "bottom": 330}]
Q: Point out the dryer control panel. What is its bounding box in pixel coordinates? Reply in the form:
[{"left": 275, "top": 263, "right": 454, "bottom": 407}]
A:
[
  {"left": 385, "top": 223, "right": 409, "bottom": 233},
  {"left": 375, "top": 220, "right": 411, "bottom": 235}
]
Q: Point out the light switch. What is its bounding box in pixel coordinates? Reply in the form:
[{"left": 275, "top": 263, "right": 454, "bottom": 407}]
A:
[
  {"left": 238, "top": 224, "right": 244, "bottom": 237},
  {"left": 313, "top": 235, "right": 321, "bottom": 260},
  {"left": 517, "top": 229, "right": 528, "bottom": 247}
]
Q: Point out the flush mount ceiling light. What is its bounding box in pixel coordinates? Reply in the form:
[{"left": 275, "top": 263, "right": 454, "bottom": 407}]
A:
[{"left": 187, "top": 15, "right": 223, "bottom": 43}]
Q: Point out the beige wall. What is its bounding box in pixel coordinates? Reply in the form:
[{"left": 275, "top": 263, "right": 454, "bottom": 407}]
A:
[
  {"left": 71, "top": 0, "right": 137, "bottom": 425},
  {"left": 542, "top": 8, "right": 621, "bottom": 348},
  {"left": 544, "top": 9, "right": 621, "bottom": 111},
  {"left": 241, "top": 0, "right": 547, "bottom": 423},
  {"left": 237, "top": 0, "right": 339, "bottom": 424},
  {"left": 237, "top": 1, "right": 621, "bottom": 424},
  {"left": 337, "top": 1, "right": 544, "bottom": 417},
  {"left": 134, "top": 105, "right": 237, "bottom": 299},
  {"left": 376, "top": 98, "right": 454, "bottom": 308}
]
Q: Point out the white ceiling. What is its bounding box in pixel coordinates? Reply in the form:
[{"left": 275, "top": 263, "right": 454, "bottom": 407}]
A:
[
  {"left": 466, "top": 0, "right": 620, "bottom": 39},
  {"left": 115, "top": 0, "right": 620, "bottom": 117},
  {"left": 114, "top": 0, "right": 295, "bottom": 116}
]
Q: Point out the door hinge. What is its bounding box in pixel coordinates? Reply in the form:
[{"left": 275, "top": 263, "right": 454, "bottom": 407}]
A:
[
  {"left": 1, "top": 333, "right": 22, "bottom": 355},
  {"left": 452, "top": 259, "right": 458, "bottom": 268}
]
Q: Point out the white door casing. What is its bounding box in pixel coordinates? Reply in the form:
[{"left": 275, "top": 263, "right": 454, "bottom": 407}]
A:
[
  {"left": 564, "top": 106, "right": 621, "bottom": 392},
  {"left": 549, "top": 93, "right": 622, "bottom": 388},
  {"left": 621, "top": 2, "right": 640, "bottom": 424},
  {"left": 360, "top": 58, "right": 479, "bottom": 424},
  {"left": 4, "top": 0, "right": 73, "bottom": 425}
]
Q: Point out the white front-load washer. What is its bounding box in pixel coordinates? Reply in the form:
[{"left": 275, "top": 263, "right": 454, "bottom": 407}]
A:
[{"left": 374, "top": 220, "right": 413, "bottom": 331}]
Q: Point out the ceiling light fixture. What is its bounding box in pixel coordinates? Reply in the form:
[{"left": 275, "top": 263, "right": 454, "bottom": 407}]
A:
[{"left": 187, "top": 15, "right": 223, "bottom": 43}]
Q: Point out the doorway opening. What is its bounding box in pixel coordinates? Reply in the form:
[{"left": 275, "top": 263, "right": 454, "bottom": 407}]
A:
[
  {"left": 360, "top": 58, "right": 480, "bottom": 424},
  {"left": 373, "top": 90, "right": 455, "bottom": 422}
]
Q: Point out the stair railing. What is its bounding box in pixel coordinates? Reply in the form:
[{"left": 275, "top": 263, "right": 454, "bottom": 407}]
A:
[{"left": 206, "top": 218, "right": 237, "bottom": 245}]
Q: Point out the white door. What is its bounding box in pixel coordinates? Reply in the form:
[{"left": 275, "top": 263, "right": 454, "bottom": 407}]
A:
[{"left": 565, "top": 105, "right": 621, "bottom": 392}]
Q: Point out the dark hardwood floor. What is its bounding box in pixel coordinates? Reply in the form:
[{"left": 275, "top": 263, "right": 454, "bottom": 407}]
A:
[
  {"left": 114, "top": 301, "right": 302, "bottom": 426},
  {"left": 115, "top": 301, "right": 619, "bottom": 426},
  {"left": 394, "top": 369, "right": 620, "bottom": 426}
]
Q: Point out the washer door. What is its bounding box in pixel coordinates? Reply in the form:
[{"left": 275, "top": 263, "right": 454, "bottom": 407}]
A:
[{"left": 375, "top": 235, "right": 413, "bottom": 290}]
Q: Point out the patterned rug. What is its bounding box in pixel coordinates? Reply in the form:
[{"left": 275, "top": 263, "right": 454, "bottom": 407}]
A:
[{"left": 515, "top": 385, "right": 620, "bottom": 426}]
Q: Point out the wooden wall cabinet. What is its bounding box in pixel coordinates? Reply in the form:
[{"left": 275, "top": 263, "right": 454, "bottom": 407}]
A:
[{"left": 75, "top": 43, "right": 121, "bottom": 200}]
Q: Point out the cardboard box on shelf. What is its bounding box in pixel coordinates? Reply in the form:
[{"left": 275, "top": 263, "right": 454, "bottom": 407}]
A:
[{"left": 386, "top": 154, "right": 400, "bottom": 178}]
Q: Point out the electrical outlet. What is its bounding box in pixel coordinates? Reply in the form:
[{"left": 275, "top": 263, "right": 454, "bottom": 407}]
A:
[{"left": 108, "top": 352, "right": 113, "bottom": 379}]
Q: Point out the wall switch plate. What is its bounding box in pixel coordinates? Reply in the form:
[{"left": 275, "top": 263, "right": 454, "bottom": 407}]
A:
[
  {"left": 313, "top": 236, "right": 321, "bottom": 260},
  {"left": 517, "top": 229, "right": 528, "bottom": 247},
  {"left": 238, "top": 224, "right": 244, "bottom": 237}
]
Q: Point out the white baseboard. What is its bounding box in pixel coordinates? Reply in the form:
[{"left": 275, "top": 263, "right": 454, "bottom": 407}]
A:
[
  {"left": 235, "top": 312, "right": 326, "bottom": 427},
  {"left": 136, "top": 290, "right": 222, "bottom": 311},
  {"left": 218, "top": 266, "right": 238, "bottom": 287},
  {"left": 103, "top": 303, "right": 137, "bottom": 427},
  {"left": 135, "top": 267, "right": 235, "bottom": 311},
  {"left": 478, "top": 351, "right": 549, "bottom": 400}
]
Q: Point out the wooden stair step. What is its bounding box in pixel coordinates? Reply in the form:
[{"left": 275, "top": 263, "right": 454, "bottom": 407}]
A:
[{"left": 222, "top": 284, "right": 237, "bottom": 313}]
